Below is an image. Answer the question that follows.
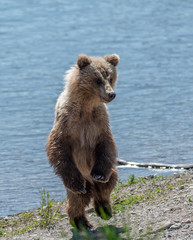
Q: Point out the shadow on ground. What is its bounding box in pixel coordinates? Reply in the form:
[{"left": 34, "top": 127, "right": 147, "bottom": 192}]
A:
[{"left": 70, "top": 225, "right": 127, "bottom": 240}]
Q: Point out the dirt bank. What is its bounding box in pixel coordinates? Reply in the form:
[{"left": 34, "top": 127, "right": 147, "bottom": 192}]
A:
[{"left": 1, "top": 171, "right": 193, "bottom": 239}]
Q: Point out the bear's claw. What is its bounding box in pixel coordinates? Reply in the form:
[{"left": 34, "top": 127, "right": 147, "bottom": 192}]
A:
[{"left": 91, "top": 172, "right": 108, "bottom": 182}]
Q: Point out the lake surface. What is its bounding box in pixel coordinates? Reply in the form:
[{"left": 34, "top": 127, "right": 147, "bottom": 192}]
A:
[{"left": 1, "top": 0, "right": 193, "bottom": 217}]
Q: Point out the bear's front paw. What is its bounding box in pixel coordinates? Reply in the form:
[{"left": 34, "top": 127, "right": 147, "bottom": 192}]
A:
[{"left": 91, "top": 169, "right": 109, "bottom": 183}]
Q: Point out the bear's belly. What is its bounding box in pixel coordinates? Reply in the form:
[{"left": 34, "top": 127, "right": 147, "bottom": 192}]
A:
[
  {"left": 69, "top": 117, "right": 102, "bottom": 182},
  {"left": 71, "top": 123, "right": 100, "bottom": 182},
  {"left": 72, "top": 145, "right": 95, "bottom": 183}
]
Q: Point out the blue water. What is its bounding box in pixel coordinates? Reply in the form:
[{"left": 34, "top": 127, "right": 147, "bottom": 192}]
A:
[{"left": 1, "top": 0, "right": 193, "bottom": 217}]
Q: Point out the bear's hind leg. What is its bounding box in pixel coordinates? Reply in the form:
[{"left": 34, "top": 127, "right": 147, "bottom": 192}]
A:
[
  {"left": 67, "top": 181, "right": 93, "bottom": 230},
  {"left": 93, "top": 170, "right": 118, "bottom": 220}
]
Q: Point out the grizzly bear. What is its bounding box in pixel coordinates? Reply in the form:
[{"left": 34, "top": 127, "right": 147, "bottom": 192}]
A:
[{"left": 46, "top": 54, "right": 119, "bottom": 229}]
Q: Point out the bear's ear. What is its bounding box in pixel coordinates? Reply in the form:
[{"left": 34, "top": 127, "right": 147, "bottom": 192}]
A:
[
  {"left": 77, "top": 54, "right": 92, "bottom": 69},
  {"left": 104, "top": 54, "right": 120, "bottom": 66}
]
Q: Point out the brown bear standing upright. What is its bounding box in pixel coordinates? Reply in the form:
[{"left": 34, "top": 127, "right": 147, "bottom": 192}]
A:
[{"left": 47, "top": 54, "right": 119, "bottom": 229}]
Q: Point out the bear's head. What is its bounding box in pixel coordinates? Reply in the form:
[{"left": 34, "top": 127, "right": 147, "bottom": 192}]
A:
[{"left": 76, "top": 54, "right": 119, "bottom": 104}]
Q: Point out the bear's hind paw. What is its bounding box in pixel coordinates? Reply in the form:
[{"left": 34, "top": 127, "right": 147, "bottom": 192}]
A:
[
  {"left": 71, "top": 216, "right": 93, "bottom": 230},
  {"left": 95, "top": 202, "right": 112, "bottom": 220}
]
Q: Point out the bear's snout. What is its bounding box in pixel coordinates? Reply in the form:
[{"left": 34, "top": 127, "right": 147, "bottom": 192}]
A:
[{"left": 108, "top": 92, "right": 116, "bottom": 100}]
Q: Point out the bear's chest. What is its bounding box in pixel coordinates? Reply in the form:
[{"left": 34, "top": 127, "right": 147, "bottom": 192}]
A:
[
  {"left": 76, "top": 116, "right": 100, "bottom": 148},
  {"left": 69, "top": 110, "right": 103, "bottom": 148},
  {"left": 80, "top": 121, "right": 99, "bottom": 148}
]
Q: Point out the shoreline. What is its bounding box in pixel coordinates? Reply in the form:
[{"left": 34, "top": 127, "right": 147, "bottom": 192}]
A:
[{"left": 1, "top": 171, "right": 193, "bottom": 239}]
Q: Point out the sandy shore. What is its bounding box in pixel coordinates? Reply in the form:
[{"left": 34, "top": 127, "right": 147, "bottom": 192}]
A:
[{"left": 1, "top": 171, "right": 193, "bottom": 239}]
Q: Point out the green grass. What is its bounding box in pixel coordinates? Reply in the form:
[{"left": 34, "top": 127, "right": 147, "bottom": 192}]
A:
[
  {"left": 0, "top": 188, "right": 66, "bottom": 237},
  {"left": 113, "top": 195, "right": 143, "bottom": 211},
  {"left": 127, "top": 174, "right": 135, "bottom": 184},
  {"left": 39, "top": 187, "right": 57, "bottom": 227},
  {"left": 187, "top": 196, "right": 193, "bottom": 202},
  {"left": 112, "top": 173, "right": 192, "bottom": 212},
  {"left": 0, "top": 228, "right": 5, "bottom": 237},
  {"left": 39, "top": 187, "right": 66, "bottom": 228}
]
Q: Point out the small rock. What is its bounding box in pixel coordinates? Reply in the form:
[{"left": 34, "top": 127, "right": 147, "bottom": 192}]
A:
[
  {"left": 30, "top": 234, "right": 37, "bottom": 238},
  {"left": 4, "top": 217, "right": 9, "bottom": 221},
  {"left": 163, "top": 208, "right": 170, "bottom": 213},
  {"left": 183, "top": 219, "right": 191, "bottom": 223},
  {"left": 184, "top": 224, "right": 190, "bottom": 229},
  {"left": 169, "top": 222, "right": 181, "bottom": 230},
  {"left": 161, "top": 220, "right": 173, "bottom": 230},
  {"left": 174, "top": 220, "right": 180, "bottom": 223},
  {"left": 173, "top": 173, "right": 181, "bottom": 178},
  {"left": 145, "top": 175, "right": 154, "bottom": 179},
  {"left": 47, "top": 225, "right": 56, "bottom": 230},
  {"left": 151, "top": 220, "right": 172, "bottom": 234}
]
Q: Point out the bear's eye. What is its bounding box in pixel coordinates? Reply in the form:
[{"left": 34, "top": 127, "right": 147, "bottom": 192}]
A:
[
  {"left": 96, "top": 79, "right": 102, "bottom": 85},
  {"left": 110, "top": 78, "right": 113, "bottom": 85}
]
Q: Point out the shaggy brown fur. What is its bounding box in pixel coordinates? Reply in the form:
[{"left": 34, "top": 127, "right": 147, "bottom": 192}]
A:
[{"left": 47, "top": 54, "right": 119, "bottom": 229}]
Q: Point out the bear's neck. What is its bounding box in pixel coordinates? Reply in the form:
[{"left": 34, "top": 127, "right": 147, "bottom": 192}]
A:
[
  {"left": 65, "top": 78, "right": 103, "bottom": 113},
  {"left": 67, "top": 91, "right": 102, "bottom": 113}
]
